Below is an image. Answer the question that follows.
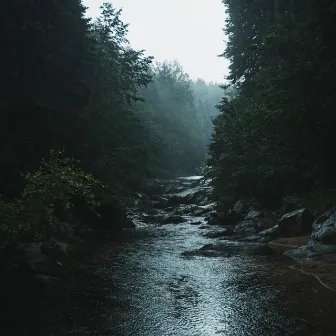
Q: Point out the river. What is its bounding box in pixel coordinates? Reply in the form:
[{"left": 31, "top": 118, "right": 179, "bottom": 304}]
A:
[{"left": 66, "top": 177, "right": 336, "bottom": 336}]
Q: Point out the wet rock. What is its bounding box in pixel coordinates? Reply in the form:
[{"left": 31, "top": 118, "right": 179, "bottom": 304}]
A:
[
  {"left": 278, "top": 208, "right": 314, "bottom": 237},
  {"left": 205, "top": 241, "right": 274, "bottom": 255},
  {"left": 192, "top": 203, "right": 216, "bottom": 216},
  {"left": 244, "top": 210, "right": 265, "bottom": 221},
  {"left": 181, "top": 250, "right": 229, "bottom": 258},
  {"left": 203, "top": 229, "right": 233, "bottom": 239},
  {"left": 190, "top": 221, "right": 202, "bottom": 226},
  {"left": 199, "top": 225, "right": 211, "bottom": 229},
  {"left": 124, "top": 217, "right": 136, "bottom": 229},
  {"left": 161, "top": 215, "right": 187, "bottom": 224},
  {"left": 233, "top": 200, "right": 246, "bottom": 214},
  {"left": 173, "top": 204, "right": 197, "bottom": 215},
  {"left": 284, "top": 240, "right": 336, "bottom": 260},
  {"left": 311, "top": 206, "right": 336, "bottom": 244},
  {"left": 258, "top": 217, "right": 277, "bottom": 230},
  {"left": 167, "top": 195, "right": 184, "bottom": 206},
  {"left": 283, "top": 207, "right": 336, "bottom": 260},
  {"left": 167, "top": 186, "right": 211, "bottom": 206},
  {"left": 40, "top": 238, "right": 68, "bottom": 260},
  {"left": 151, "top": 196, "right": 168, "bottom": 209},
  {"left": 242, "top": 225, "right": 280, "bottom": 243},
  {"left": 217, "top": 210, "right": 240, "bottom": 226},
  {"left": 184, "top": 241, "right": 274, "bottom": 257},
  {"left": 234, "top": 220, "right": 259, "bottom": 236}
]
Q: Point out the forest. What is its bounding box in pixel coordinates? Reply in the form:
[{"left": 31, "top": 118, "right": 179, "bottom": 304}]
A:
[
  {"left": 208, "top": 0, "right": 336, "bottom": 213},
  {"left": 0, "top": 1, "right": 223, "bottom": 246}
]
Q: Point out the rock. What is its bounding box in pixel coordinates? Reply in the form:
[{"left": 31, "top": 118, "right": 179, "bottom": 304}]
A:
[
  {"left": 242, "top": 225, "right": 280, "bottom": 243},
  {"left": 40, "top": 238, "right": 68, "bottom": 260},
  {"left": 124, "top": 217, "right": 136, "bottom": 228},
  {"left": 203, "top": 229, "right": 233, "bottom": 238},
  {"left": 257, "top": 217, "right": 277, "bottom": 230},
  {"left": 311, "top": 207, "right": 336, "bottom": 244},
  {"left": 167, "top": 195, "right": 184, "bottom": 206},
  {"left": 182, "top": 250, "right": 229, "bottom": 258},
  {"left": 217, "top": 210, "right": 240, "bottom": 226},
  {"left": 152, "top": 201, "right": 167, "bottom": 210},
  {"left": 138, "top": 194, "right": 154, "bottom": 214},
  {"left": 151, "top": 196, "right": 168, "bottom": 209},
  {"left": 95, "top": 201, "right": 130, "bottom": 232},
  {"left": 244, "top": 210, "right": 264, "bottom": 221},
  {"left": 183, "top": 241, "right": 274, "bottom": 257},
  {"left": 161, "top": 215, "right": 187, "bottom": 224},
  {"left": 234, "top": 220, "right": 259, "bottom": 236},
  {"left": 199, "top": 225, "right": 211, "bottom": 229},
  {"left": 233, "top": 200, "right": 246, "bottom": 214},
  {"left": 283, "top": 207, "right": 336, "bottom": 260},
  {"left": 207, "top": 216, "right": 218, "bottom": 225},
  {"left": 28, "top": 255, "right": 51, "bottom": 274},
  {"left": 173, "top": 205, "right": 197, "bottom": 215},
  {"left": 192, "top": 203, "right": 216, "bottom": 216},
  {"left": 190, "top": 221, "right": 202, "bottom": 226},
  {"left": 32, "top": 275, "right": 60, "bottom": 287},
  {"left": 167, "top": 186, "right": 211, "bottom": 206},
  {"left": 278, "top": 208, "right": 314, "bottom": 237},
  {"left": 284, "top": 240, "right": 336, "bottom": 260}
]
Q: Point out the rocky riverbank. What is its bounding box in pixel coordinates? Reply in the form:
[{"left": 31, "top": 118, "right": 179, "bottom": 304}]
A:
[
  {"left": 135, "top": 175, "right": 336, "bottom": 291},
  {"left": 2, "top": 174, "right": 336, "bottom": 334}
]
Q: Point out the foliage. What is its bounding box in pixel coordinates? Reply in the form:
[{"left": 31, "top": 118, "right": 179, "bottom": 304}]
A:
[
  {"left": 208, "top": 0, "right": 336, "bottom": 211},
  {"left": 0, "top": 151, "right": 100, "bottom": 245},
  {"left": 136, "top": 61, "right": 226, "bottom": 177},
  {"left": 0, "top": 0, "right": 220, "bottom": 243}
]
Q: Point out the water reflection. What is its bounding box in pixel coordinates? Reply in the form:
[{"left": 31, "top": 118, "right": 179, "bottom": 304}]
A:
[{"left": 69, "top": 224, "right": 336, "bottom": 336}]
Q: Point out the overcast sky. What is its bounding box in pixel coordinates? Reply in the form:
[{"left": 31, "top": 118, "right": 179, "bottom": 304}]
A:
[{"left": 82, "top": 0, "right": 229, "bottom": 83}]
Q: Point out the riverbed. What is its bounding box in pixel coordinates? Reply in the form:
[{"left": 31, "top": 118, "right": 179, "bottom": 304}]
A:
[{"left": 66, "top": 222, "right": 336, "bottom": 336}]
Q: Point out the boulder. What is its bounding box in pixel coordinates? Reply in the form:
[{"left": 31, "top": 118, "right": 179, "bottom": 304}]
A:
[
  {"left": 192, "top": 203, "right": 216, "bottom": 216},
  {"left": 311, "top": 206, "right": 336, "bottom": 244},
  {"left": 190, "top": 221, "right": 202, "bottom": 226},
  {"left": 151, "top": 196, "right": 168, "bottom": 209},
  {"left": 167, "top": 187, "right": 210, "bottom": 206},
  {"left": 182, "top": 241, "right": 274, "bottom": 257},
  {"left": 284, "top": 207, "right": 336, "bottom": 260},
  {"left": 203, "top": 229, "right": 233, "bottom": 239},
  {"left": 244, "top": 210, "right": 265, "bottom": 221},
  {"left": 241, "top": 225, "right": 280, "bottom": 243},
  {"left": 233, "top": 200, "right": 246, "bottom": 214},
  {"left": 234, "top": 220, "right": 259, "bottom": 236},
  {"left": 217, "top": 210, "right": 240, "bottom": 226},
  {"left": 278, "top": 208, "right": 314, "bottom": 237},
  {"left": 124, "top": 217, "right": 136, "bottom": 229},
  {"left": 40, "top": 238, "right": 68, "bottom": 260},
  {"left": 161, "top": 215, "right": 187, "bottom": 224},
  {"left": 257, "top": 217, "right": 277, "bottom": 230},
  {"left": 284, "top": 240, "right": 336, "bottom": 260}
]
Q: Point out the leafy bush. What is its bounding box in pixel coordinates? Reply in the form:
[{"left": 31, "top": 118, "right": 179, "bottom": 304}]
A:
[{"left": 0, "top": 150, "right": 101, "bottom": 246}]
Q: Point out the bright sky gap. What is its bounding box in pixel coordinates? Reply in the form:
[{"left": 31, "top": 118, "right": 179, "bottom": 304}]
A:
[{"left": 83, "top": 0, "right": 230, "bottom": 83}]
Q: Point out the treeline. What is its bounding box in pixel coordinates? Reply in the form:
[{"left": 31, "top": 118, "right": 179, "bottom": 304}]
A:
[
  {"left": 137, "top": 65, "right": 224, "bottom": 177},
  {"left": 208, "top": 0, "right": 336, "bottom": 211},
  {"left": 0, "top": 1, "right": 220, "bottom": 245}
]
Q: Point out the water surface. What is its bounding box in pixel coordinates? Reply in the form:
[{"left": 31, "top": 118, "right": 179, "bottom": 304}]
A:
[{"left": 73, "top": 222, "right": 336, "bottom": 335}]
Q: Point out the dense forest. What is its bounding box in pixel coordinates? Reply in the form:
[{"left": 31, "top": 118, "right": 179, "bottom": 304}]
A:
[
  {"left": 0, "top": 1, "right": 223, "bottom": 246},
  {"left": 208, "top": 0, "right": 336, "bottom": 213}
]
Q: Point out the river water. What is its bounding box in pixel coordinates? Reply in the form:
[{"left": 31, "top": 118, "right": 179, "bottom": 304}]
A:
[{"left": 68, "top": 177, "right": 336, "bottom": 336}]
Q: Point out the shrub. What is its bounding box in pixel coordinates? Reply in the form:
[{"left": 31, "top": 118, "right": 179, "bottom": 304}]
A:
[{"left": 0, "top": 150, "right": 101, "bottom": 246}]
